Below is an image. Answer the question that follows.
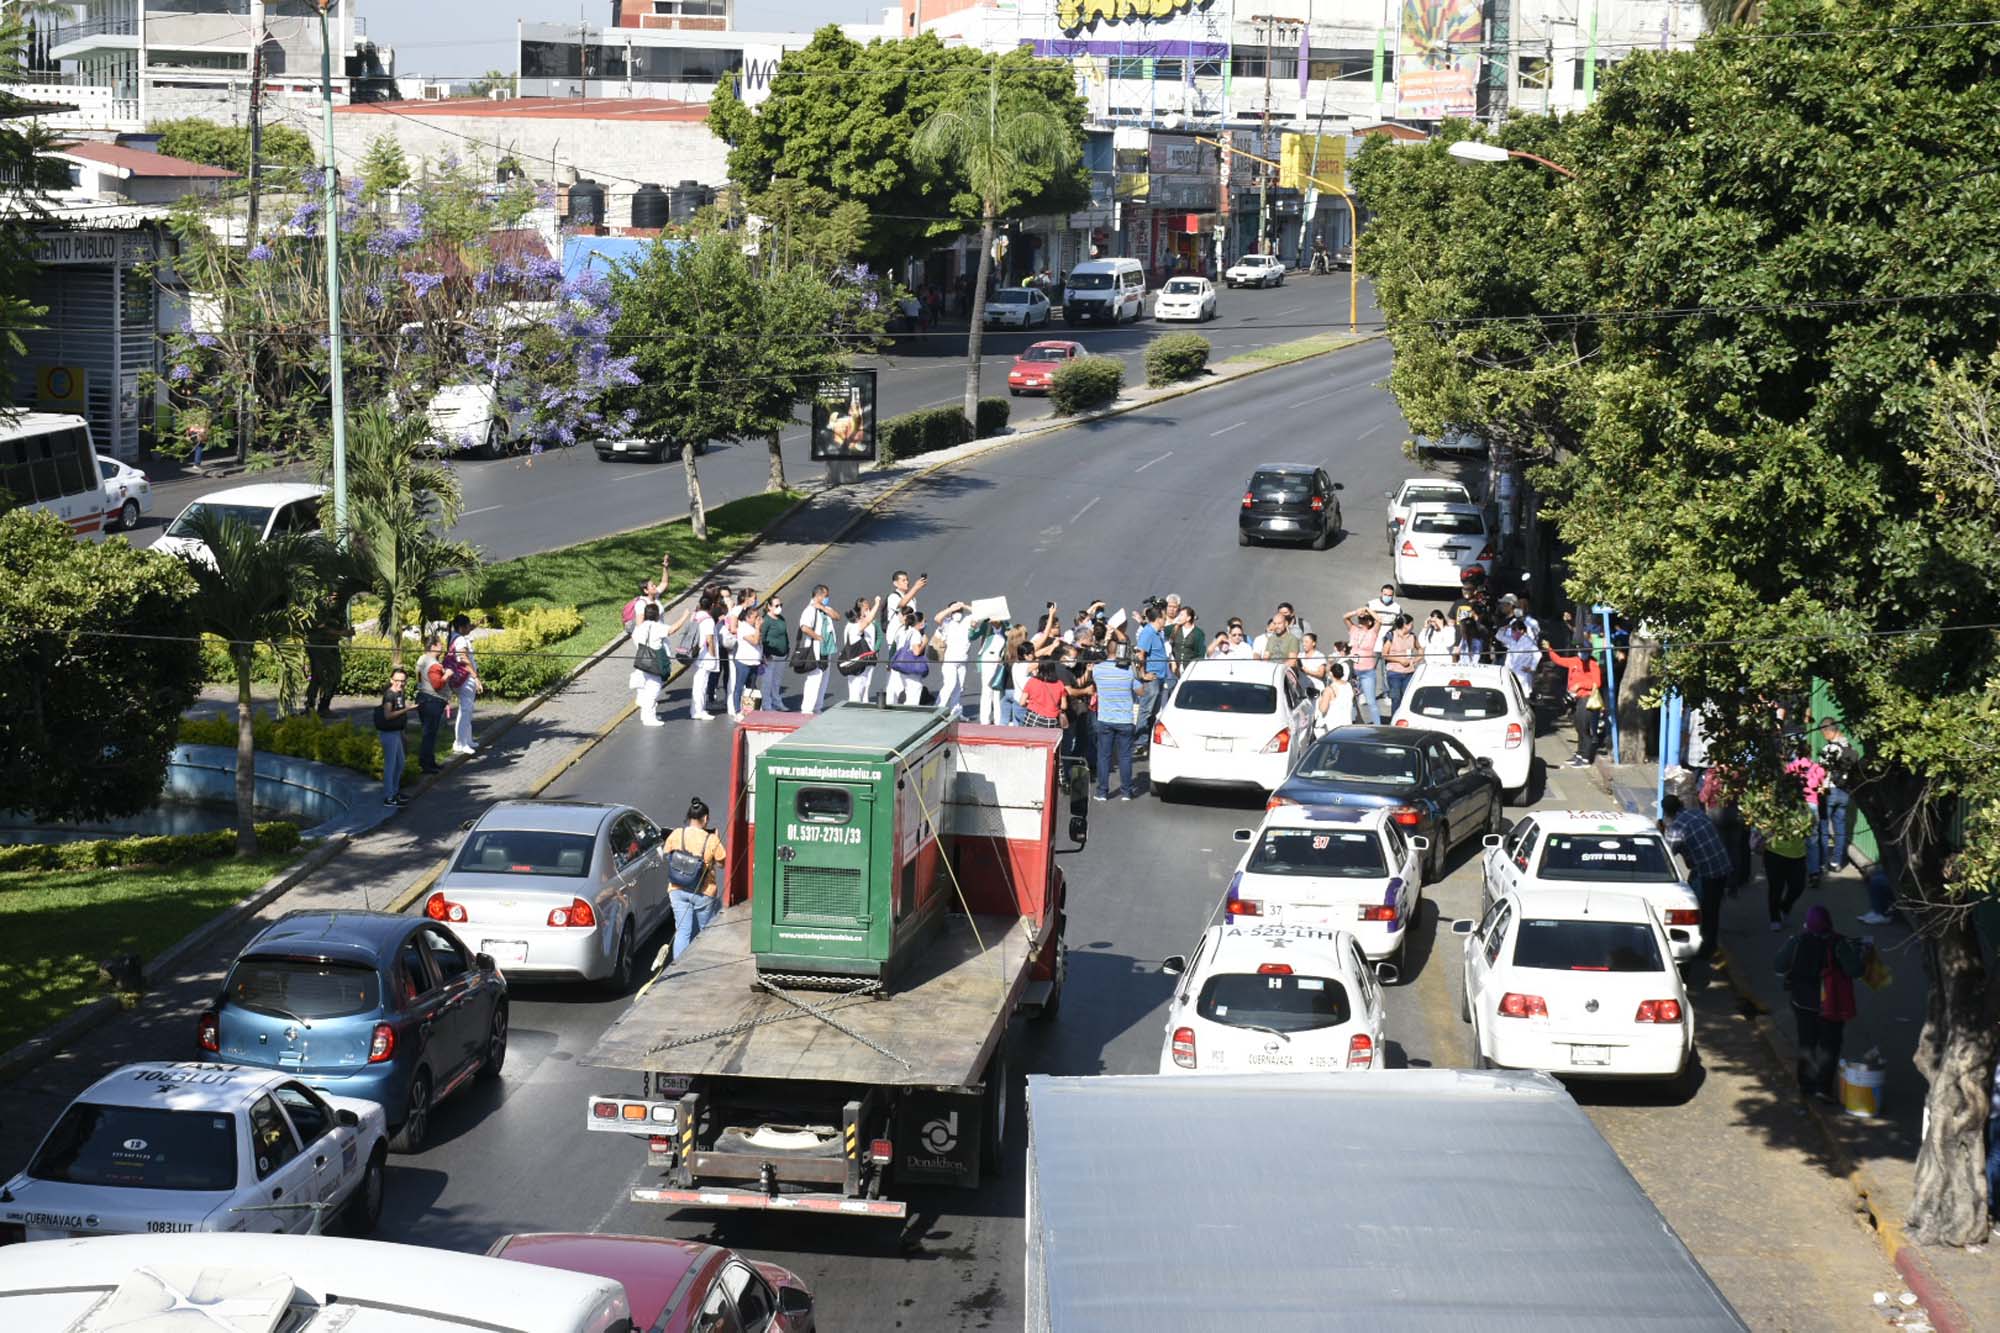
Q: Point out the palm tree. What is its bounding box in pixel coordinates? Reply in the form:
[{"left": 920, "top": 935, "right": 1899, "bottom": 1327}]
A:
[
  {"left": 913, "top": 60, "right": 1074, "bottom": 432},
  {"left": 1699, "top": 0, "right": 1761, "bottom": 26},
  {"left": 176, "top": 512, "right": 332, "bottom": 855},
  {"left": 317, "top": 403, "right": 478, "bottom": 664}
]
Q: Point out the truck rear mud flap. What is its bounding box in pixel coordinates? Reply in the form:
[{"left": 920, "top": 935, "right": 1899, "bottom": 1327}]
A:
[{"left": 631, "top": 1186, "right": 907, "bottom": 1219}]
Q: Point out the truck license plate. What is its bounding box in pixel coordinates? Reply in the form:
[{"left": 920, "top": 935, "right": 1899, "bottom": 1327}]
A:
[
  {"left": 484, "top": 940, "right": 528, "bottom": 966},
  {"left": 1570, "top": 1045, "right": 1611, "bottom": 1066}
]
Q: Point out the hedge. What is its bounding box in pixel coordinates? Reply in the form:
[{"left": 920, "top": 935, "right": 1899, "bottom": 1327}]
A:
[
  {"left": 0, "top": 822, "right": 302, "bottom": 874},
  {"left": 1145, "top": 333, "right": 1211, "bottom": 387},
  {"left": 178, "top": 713, "right": 420, "bottom": 783},
  {"left": 1049, "top": 355, "right": 1125, "bottom": 415},
  {"left": 879, "top": 397, "right": 1012, "bottom": 465}
]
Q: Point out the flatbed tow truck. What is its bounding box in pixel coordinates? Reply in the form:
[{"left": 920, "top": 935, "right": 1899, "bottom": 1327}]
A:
[{"left": 582, "top": 704, "right": 1081, "bottom": 1219}]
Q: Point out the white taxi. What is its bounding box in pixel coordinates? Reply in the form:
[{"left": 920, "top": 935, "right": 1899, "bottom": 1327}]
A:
[
  {"left": 1159, "top": 923, "right": 1392, "bottom": 1076},
  {"left": 0, "top": 1062, "right": 388, "bottom": 1244},
  {"left": 1150, "top": 659, "right": 1316, "bottom": 797},
  {"left": 1453, "top": 886, "right": 1693, "bottom": 1082},
  {"left": 96, "top": 454, "right": 152, "bottom": 531},
  {"left": 1391, "top": 501, "right": 1493, "bottom": 593},
  {"left": 1222, "top": 806, "right": 1427, "bottom": 963},
  {"left": 1382, "top": 476, "right": 1472, "bottom": 548},
  {"left": 1389, "top": 661, "right": 1535, "bottom": 800},
  {"left": 1480, "top": 810, "right": 1704, "bottom": 960},
  {"left": 1153, "top": 275, "right": 1217, "bottom": 322}
]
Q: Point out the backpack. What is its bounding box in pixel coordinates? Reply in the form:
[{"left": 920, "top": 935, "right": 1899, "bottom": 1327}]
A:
[
  {"left": 1820, "top": 941, "right": 1858, "bottom": 1022},
  {"left": 444, "top": 648, "right": 472, "bottom": 691},
  {"left": 671, "top": 617, "right": 700, "bottom": 666},
  {"left": 837, "top": 631, "right": 877, "bottom": 677},
  {"left": 665, "top": 829, "right": 713, "bottom": 891},
  {"left": 788, "top": 612, "right": 819, "bottom": 672}
]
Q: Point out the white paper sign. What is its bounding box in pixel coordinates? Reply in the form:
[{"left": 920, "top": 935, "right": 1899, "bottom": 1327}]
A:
[{"left": 967, "top": 596, "right": 1012, "bottom": 625}]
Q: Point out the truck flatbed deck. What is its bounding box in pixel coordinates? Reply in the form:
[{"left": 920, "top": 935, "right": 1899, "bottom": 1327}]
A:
[{"left": 587, "top": 904, "right": 1034, "bottom": 1089}]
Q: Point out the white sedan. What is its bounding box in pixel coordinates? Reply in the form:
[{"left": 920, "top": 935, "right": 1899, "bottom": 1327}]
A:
[
  {"left": 1159, "top": 922, "right": 1393, "bottom": 1075},
  {"left": 1224, "top": 254, "right": 1286, "bottom": 288},
  {"left": 1480, "top": 809, "right": 1705, "bottom": 960},
  {"left": 1, "top": 1062, "right": 387, "bottom": 1243},
  {"left": 96, "top": 455, "right": 152, "bottom": 531},
  {"left": 1223, "top": 805, "right": 1427, "bottom": 963},
  {"left": 1383, "top": 476, "right": 1472, "bottom": 547},
  {"left": 1153, "top": 275, "right": 1217, "bottom": 322},
  {"left": 1455, "top": 886, "right": 1693, "bottom": 1082},
  {"left": 1390, "top": 661, "right": 1535, "bottom": 799},
  {"left": 983, "top": 287, "right": 1052, "bottom": 328},
  {"left": 1150, "top": 659, "right": 1316, "bottom": 798},
  {"left": 1392, "top": 501, "right": 1493, "bottom": 593}
]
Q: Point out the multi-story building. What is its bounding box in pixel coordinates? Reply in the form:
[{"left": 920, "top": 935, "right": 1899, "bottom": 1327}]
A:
[
  {"left": 612, "top": 0, "right": 732, "bottom": 30},
  {"left": 516, "top": 15, "right": 894, "bottom": 108}
]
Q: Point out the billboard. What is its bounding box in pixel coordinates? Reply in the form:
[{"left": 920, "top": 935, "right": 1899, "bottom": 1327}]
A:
[
  {"left": 1147, "top": 132, "right": 1218, "bottom": 210},
  {"left": 1396, "top": 0, "right": 1483, "bottom": 119},
  {"left": 810, "top": 369, "right": 877, "bottom": 462},
  {"left": 1279, "top": 134, "right": 1346, "bottom": 193}
]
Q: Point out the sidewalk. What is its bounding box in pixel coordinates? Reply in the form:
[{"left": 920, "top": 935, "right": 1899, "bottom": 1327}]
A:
[{"left": 1596, "top": 759, "right": 1994, "bottom": 1331}]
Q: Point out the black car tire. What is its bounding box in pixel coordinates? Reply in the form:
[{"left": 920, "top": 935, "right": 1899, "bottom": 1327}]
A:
[
  {"left": 1428, "top": 824, "right": 1449, "bottom": 882},
  {"left": 118, "top": 499, "right": 140, "bottom": 530},
  {"left": 603, "top": 923, "right": 635, "bottom": 995},
  {"left": 1238, "top": 529, "right": 1253, "bottom": 547},
  {"left": 341, "top": 1146, "right": 385, "bottom": 1234},
  {"left": 980, "top": 1044, "right": 1009, "bottom": 1176},
  {"left": 477, "top": 1001, "right": 508, "bottom": 1080},
  {"left": 1009, "top": 388, "right": 1020, "bottom": 397},
  {"left": 389, "top": 1070, "right": 431, "bottom": 1154}
]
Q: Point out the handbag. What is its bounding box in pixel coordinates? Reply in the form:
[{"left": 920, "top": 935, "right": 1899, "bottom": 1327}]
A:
[
  {"left": 1860, "top": 946, "right": 1894, "bottom": 992},
  {"left": 1820, "top": 942, "right": 1858, "bottom": 1021},
  {"left": 837, "top": 634, "right": 876, "bottom": 677},
  {"left": 891, "top": 644, "right": 932, "bottom": 679},
  {"left": 1584, "top": 686, "right": 1606, "bottom": 712},
  {"left": 633, "top": 638, "right": 661, "bottom": 677},
  {"left": 665, "top": 831, "right": 711, "bottom": 890}
]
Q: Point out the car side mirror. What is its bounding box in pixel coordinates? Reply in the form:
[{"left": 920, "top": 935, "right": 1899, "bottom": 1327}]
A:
[
  {"left": 1481, "top": 833, "right": 1504, "bottom": 849},
  {"left": 1450, "top": 919, "right": 1475, "bottom": 936},
  {"left": 476, "top": 952, "right": 497, "bottom": 973},
  {"left": 778, "top": 1287, "right": 814, "bottom": 1317},
  {"left": 1383, "top": 490, "right": 1394, "bottom": 498},
  {"left": 459, "top": 818, "right": 477, "bottom": 832},
  {"left": 1232, "top": 828, "right": 1253, "bottom": 842},
  {"left": 1374, "top": 961, "right": 1400, "bottom": 985},
  {"left": 1161, "top": 954, "right": 1188, "bottom": 976},
  {"left": 1409, "top": 835, "right": 1431, "bottom": 852},
  {"left": 337, "top": 1108, "right": 360, "bottom": 1128},
  {"left": 1331, "top": 482, "right": 1344, "bottom": 491},
  {"left": 1473, "top": 756, "right": 1494, "bottom": 770}
]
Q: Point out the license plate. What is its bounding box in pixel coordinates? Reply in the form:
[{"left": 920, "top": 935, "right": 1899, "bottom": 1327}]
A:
[
  {"left": 613, "top": 441, "right": 631, "bottom": 452},
  {"left": 1442, "top": 546, "right": 1467, "bottom": 556},
  {"left": 1570, "top": 1045, "right": 1611, "bottom": 1066},
  {"left": 484, "top": 940, "right": 528, "bottom": 966},
  {"left": 1205, "top": 737, "right": 1233, "bottom": 752},
  {"left": 1267, "top": 519, "right": 1294, "bottom": 530},
  {"left": 278, "top": 1049, "right": 303, "bottom": 1067}
]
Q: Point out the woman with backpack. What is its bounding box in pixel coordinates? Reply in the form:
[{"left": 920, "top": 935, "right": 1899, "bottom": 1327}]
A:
[
  {"left": 663, "top": 797, "right": 727, "bottom": 961},
  {"left": 1774, "top": 905, "right": 1866, "bottom": 1105}
]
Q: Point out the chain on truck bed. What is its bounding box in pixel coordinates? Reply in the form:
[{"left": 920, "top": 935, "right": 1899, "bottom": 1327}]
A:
[{"left": 646, "top": 976, "right": 914, "bottom": 1072}]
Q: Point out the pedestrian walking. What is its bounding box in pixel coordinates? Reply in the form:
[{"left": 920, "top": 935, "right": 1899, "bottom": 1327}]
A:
[
  {"left": 758, "top": 596, "right": 790, "bottom": 712},
  {"left": 447, "top": 615, "right": 482, "bottom": 754},
  {"left": 1661, "top": 794, "right": 1732, "bottom": 959},
  {"left": 1542, "top": 637, "right": 1605, "bottom": 767},
  {"left": 1090, "top": 645, "right": 1143, "bottom": 800},
  {"left": 1817, "top": 717, "right": 1859, "bottom": 872},
  {"left": 1342, "top": 607, "right": 1383, "bottom": 723},
  {"left": 1381, "top": 615, "right": 1419, "bottom": 715},
  {"left": 629, "top": 603, "right": 670, "bottom": 727},
  {"left": 1761, "top": 827, "right": 1811, "bottom": 930},
  {"left": 980, "top": 625, "right": 1020, "bottom": 725},
  {"left": 413, "top": 629, "right": 449, "bottom": 773},
  {"left": 840, "top": 597, "right": 881, "bottom": 703},
  {"left": 304, "top": 593, "right": 345, "bottom": 717},
  {"left": 1859, "top": 866, "right": 1896, "bottom": 926},
  {"left": 1494, "top": 613, "right": 1540, "bottom": 697},
  {"left": 689, "top": 593, "right": 721, "bottom": 721},
  {"left": 663, "top": 797, "right": 727, "bottom": 961},
  {"left": 887, "top": 608, "right": 932, "bottom": 705},
  {"left": 728, "top": 602, "right": 764, "bottom": 718},
  {"left": 375, "top": 667, "right": 414, "bottom": 806},
  {"left": 1774, "top": 905, "right": 1864, "bottom": 1105}
]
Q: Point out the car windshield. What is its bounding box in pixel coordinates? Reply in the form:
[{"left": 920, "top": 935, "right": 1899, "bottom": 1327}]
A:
[
  {"left": 991, "top": 290, "right": 1030, "bottom": 304},
  {"left": 1165, "top": 279, "right": 1203, "bottom": 294},
  {"left": 1251, "top": 472, "right": 1312, "bottom": 500},
  {"left": 1410, "top": 511, "right": 1484, "bottom": 535},
  {"left": 29, "top": 1103, "right": 238, "bottom": 1192},
  {"left": 1174, "top": 679, "right": 1277, "bottom": 713},
  {"left": 1406, "top": 685, "right": 1510, "bottom": 722},
  {"left": 166, "top": 502, "right": 272, "bottom": 539},
  {"left": 226, "top": 958, "right": 380, "bottom": 1019},
  {"left": 1069, "top": 273, "right": 1113, "bottom": 289},
  {"left": 453, "top": 829, "right": 596, "bottom": 877},
  {"left": 1294, "top": 741, "right": 1420, "bottom": 786},
  {"left": 1250, "top": 829, "right": 1387, "bottom": 877},
  {"left": 1511, "top": 919, "right": 1666, "bottom": 972},
  {"left": 1197, "top": 972, "right": 1351, "bottom": 1031},
  {"left": 1401, "top": 484, "right": 1467, "bottom": 505},
  {"left": 1022, "top": 346, "right": 1069, "bottom": 362},
  {"left": 1536, "top": 834, "right": 1675, "bottom": 882}
]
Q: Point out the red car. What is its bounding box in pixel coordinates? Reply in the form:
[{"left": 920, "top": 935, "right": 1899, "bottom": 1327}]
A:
[
  {"left": 1007, "top": 339, "right": 1087, "bottom": 396},
  {"left": 488, "top": 1232, "right": 815, "bottom": 1333}
]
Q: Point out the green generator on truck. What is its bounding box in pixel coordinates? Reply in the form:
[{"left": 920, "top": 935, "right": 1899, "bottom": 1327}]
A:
[{"left": 750, "top": 704, "right": 956, "bottom": 989}]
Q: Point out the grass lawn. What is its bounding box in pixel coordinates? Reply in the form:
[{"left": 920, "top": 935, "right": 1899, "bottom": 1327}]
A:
[
  {"left": 1222, "top": 331, "right": 1365, "bottom": 367},
  {"left": 478, "top": 489, "right": 805, "bottom": 667},
  {"left": 0, "top": 855, "right": 293, "bottom": 1054}
]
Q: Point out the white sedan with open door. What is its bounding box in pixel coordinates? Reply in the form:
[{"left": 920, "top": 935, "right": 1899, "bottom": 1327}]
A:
[
  {"left": 1479, "top": 810, "right": 1705, "bottom": 960},
  {"left": 1159, "top": 922, "right": 1393, "bottom": 1076}
]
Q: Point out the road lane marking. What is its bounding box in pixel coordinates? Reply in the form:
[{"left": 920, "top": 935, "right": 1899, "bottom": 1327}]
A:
[
  {"left": 1210, "top": 421, "right": 1247, "bottom": 437},
  {"left": 1288, "top": 387, "right": 1352, "bottom": 408},
  {"left": 1357, "top": 421, "right": 1388, "bottom": 440},
  {"left": 462, "top": 504, "right": 504, "bottom": 516},
  {"left": 1134, "top": 451, "right": 1174, "bottom": 473},
  {"left": 1070, "top": 496, "right": 1101, "bottom": 524}
]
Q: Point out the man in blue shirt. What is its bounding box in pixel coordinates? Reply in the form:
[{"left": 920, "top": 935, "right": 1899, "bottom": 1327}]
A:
[
  {"left": 1662, "top": 794, "right": 1733, "bottom": 960},
  {"left": 1135, "top": 604, "right": 1172, "bottom": 733},
  {"left": 1090, "top": 646, "right": 1144, "bottom": 800}
]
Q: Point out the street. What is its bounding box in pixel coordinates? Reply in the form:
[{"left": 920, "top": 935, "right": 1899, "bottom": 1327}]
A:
[{"left": 128, "top": 279, "right": 1371, "bottom": 563}]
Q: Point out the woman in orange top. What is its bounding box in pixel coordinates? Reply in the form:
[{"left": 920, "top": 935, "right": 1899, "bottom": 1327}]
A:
[{"left": 1541, "top": 638, "right": 1605, "bottom": 767}]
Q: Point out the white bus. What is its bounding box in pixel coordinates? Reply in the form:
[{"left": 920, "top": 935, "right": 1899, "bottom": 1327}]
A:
[{"left": 0, "top": 412, "right": 113, "bottom": 535}]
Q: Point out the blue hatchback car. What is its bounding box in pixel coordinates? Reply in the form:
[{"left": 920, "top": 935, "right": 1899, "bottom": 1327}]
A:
[{"left": 200, "top": 910, "right": 508, "bottom": 1154}]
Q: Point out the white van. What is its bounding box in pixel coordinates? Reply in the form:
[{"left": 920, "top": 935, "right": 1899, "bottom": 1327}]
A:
[
  {"left": 0, "top": 412, "right": 112, "bottom": 535},
  {"left": 427, "top": 381, "right": 518, "bottom": 457},
  {"left": 1064, "top": 257, "right": 1147, "bottom": 325}
]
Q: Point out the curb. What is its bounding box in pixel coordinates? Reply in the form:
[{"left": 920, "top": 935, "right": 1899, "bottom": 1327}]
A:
[{"left": 0, "top": 997, "right": 121, "bottom": 1084}]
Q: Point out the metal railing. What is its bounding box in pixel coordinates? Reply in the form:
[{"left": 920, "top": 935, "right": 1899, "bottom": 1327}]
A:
[{"left": 49, "top": 15, "right": 141, "bottom": 48}]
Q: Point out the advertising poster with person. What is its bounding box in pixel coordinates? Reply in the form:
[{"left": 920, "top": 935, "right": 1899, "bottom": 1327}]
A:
[
  {"left": 1397, "top": 0, "right": 1484, "bottom": 119},
  {"left": 811, "top": 369, "right": 877, "bottom": 462}
]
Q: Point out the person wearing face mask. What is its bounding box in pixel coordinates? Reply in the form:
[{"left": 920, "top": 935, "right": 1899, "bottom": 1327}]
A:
[
  {"left": 1342, "top": 606, "right": 1384, "bottom": 724},
  {"left": 1494, "top": 613, "right": 1540, "bottom": 697},
  {"left": 757, "top": 596, "right": 789, "bottom": 711},
  {"left": 1381, "top": 614, "right": 1420, "bottom": 714}
]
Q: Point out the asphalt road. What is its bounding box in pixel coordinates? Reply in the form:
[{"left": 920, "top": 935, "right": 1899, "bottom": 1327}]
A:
[
  {"left": 130, "top": 276, "right": 1376, "bottom": 563},
  {"left": 365, "top": 338, "right": 1493, "bottom": 1326}
]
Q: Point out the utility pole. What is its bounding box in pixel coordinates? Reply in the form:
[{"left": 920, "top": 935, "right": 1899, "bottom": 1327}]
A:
[
  {"left": 1250, "top": 14, "right": 1303, "bottom": 257},
  {"left": 238, "top": 0, "right": 265, "bottom": 465},
  {"left": 578, "top": 5, "right": 589, "bottom": 100},
  {"left": 315, "top": 0, "right": 347, "bottom": 538}
]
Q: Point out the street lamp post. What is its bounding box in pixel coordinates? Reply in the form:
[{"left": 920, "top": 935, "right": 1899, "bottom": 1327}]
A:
[
  {"left": 1444, "top": 138, "right": 1579, "bottom": 179},
  {"left": 316, "top": 0, "right": 347, "bottom": 539}
]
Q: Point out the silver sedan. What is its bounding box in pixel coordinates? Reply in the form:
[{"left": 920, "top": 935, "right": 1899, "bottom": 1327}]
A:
[{"left": 426, "top": 801, "right": 672, "bottom": 991}]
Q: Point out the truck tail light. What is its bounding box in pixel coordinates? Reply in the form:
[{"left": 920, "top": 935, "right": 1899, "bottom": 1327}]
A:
[
  {"left": 1635, "top": 999, "right": 1683, "bottom": 1024},
  {"left": 1171, "top": 1027, "right": 1197, "bottom": 1069},
  {"left": 649, "top": 1135, "right": 672, "bottom": 1154},
  {"left": 1358, "top": 905, "right": 1398, "bottom": 922},
  {"left": 1225, "top": 897, "right": 1262, "bottom": 917},
  {"left": 368, "top": 1023, "right": 396, "bottom": 1063},
  {"left": 549, "top": 898, "right": 596, "bottom": 928},
  {"left": 1498, "top": 992, "right": 1548, "bottom": 1019},
  {"left": 1346, "top": 1033, "right": 1375, "bottom": 1069},
  {"left": 1153, "top": 721, "right": 1177, "bottom": 748},
  {"left": 1506, "top": 722, "right": 1524, "bottom": 748},
  {"left": 592, "top": 1100, "right": 618, "bottom": 1119},
  {"left": 1389, "top": 806, "right": 1422, "bottom": 827},
  {"left": 1400, "top": 540, "right": 1417, "bottom": 556},
  {"left": 1260, "top": 727, "right": 1291, "bottom": 754},
  {"left": 197, "top": 1010, "right": 219, "bottom": 1053},
  {"left": 869, "top": 1138, "right": 894, "bottom": 1164},
  {"left": 426, "top": 892, "right": 466, "bottom": 923},
  {"left": 1664, "top": 909, "right": 1701, "bottom": 926}
]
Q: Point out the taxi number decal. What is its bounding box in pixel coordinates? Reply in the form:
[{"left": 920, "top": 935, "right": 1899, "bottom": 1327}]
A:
[
  {"left": 132, "top": 1068, "right": 234, "bottom": 1086},
  {"left": 147, "top": 1220, "right": 195, "bottom": 1233}
]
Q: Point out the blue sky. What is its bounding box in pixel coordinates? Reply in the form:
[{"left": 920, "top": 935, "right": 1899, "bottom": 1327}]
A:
[{"left": 374, "top": 2, "right": 886, "bottom": 78}]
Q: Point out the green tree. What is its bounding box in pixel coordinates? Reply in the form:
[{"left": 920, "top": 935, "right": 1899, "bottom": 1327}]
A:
[
  {"left": 913, "top": 59, "right": 1075, "bottom": 432},
  {"left": 1357, "top": 0, "right": 2000, "bottom": 1243},
  {"left": 174, "top": 514, "right": 335, "bottom": 855},
  {"left": 357, "top": 134, "right": 410, "bottom": 201},
  {"left": 0, "top": 14, "right": 71, "bottom": 383},
  {"left": 151, "top": 116, "right": 314, "bottom": 174},
  {"left": 708, "top": 30, "right": 1089, "bottom": 271},
  {"left": 0, "top": 510, "right": 203, "bottom": 821}
]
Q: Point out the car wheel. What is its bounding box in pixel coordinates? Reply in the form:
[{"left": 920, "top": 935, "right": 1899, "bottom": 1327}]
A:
[
  {"left": 1459, "top": 974, "right": 1472, "bottom": 1024},
  {"left": 389, "top": 1070, "right": 431, "bottom": 1154},
  {"left": 477, "top": 1001, "right": 508, "bottom": 1080},
  {"left": 341, "top": 1146, "right": 385, "bottom": 1234},
  {"left": 1238, "top": 529, "right": 1253, "bottom": 547},
  {"left": 603, "top": 923, "right": 635, "bottom": 994},
  {"left": 1428, "top": 825, "right": 1449, "bottom": 882},
  {"left": 1031, "top": 940, "right": 1066, "bottom": 1023},
  {"left": 118, "top": 499, "right": 140, "bottom": 530},
  {"left": 1009, "top": 388, "right": 1020, "bottom": 397},
  {"left": 980, "top": 1043, "right": 1009, "bottom": 1176}
]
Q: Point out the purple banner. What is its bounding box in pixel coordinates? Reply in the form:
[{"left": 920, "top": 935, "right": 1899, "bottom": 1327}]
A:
[{"left": 1299, "top": 31, "right": 1310, "bottom": 99}]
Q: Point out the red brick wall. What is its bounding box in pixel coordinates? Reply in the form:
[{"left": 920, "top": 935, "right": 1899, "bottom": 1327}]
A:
[{"left": 613, "top": 2, "right": 728, "bottom": 29}]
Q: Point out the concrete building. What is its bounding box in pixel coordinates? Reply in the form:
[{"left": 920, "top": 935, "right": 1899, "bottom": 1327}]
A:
[
  {"left": 46, "top": 138, "right": 238, "bottom": 207},
  {"left": 612, "top": 0, "right": 732, "bottom": 30},
  {"left": 516, "top": 16, "right": 894, "bottom": 108}
]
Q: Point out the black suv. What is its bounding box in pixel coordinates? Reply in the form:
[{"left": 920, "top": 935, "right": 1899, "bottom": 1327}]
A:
[{"left": 1238, "top": 463, "right": 1344, "bottom": 548}]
